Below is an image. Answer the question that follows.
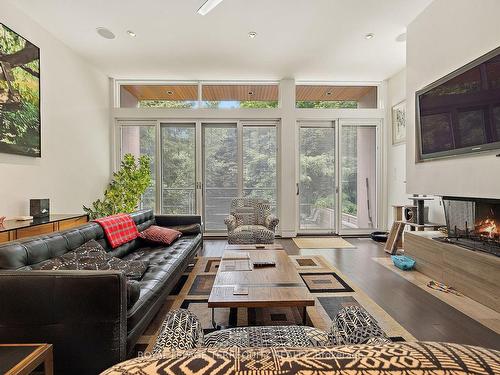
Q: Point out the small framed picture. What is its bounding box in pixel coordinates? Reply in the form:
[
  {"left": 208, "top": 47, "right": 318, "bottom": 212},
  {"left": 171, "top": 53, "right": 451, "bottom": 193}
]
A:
[{"left": 392, "top": 100, "right": 406, "bottom": 145}]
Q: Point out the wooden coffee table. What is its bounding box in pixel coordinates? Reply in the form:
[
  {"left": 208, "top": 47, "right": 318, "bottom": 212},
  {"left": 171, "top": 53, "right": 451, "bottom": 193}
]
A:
[{"left": 208, "top": 249, "right": 314, "bottom": 327}]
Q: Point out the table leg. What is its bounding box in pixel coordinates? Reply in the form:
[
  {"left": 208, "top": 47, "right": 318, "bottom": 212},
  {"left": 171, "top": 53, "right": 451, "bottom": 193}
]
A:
[
  {"left": 302, "top": 306, "right": 307, "bottom": 325},
  {"left": 44, "top": 346, "right": 54, "bottom": 375},
  {"left": 211, "top": 308, "right": 216, "bottom": 329}
]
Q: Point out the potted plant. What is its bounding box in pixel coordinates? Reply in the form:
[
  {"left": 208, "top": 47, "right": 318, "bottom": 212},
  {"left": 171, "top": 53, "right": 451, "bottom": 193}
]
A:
[{"left": 84, "top": 154, "right": 152, "bottom": 220}]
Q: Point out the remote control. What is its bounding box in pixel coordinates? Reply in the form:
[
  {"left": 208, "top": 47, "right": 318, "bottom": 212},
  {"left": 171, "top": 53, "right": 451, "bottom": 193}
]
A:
[{"left": 253, "top": 261, "right": 276, "bottom": 268}]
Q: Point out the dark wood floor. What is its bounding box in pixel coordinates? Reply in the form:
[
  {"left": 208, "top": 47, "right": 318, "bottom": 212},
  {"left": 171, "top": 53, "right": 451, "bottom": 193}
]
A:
[{"left": 201, "top": 237, "right": 500, "bottom": 350}]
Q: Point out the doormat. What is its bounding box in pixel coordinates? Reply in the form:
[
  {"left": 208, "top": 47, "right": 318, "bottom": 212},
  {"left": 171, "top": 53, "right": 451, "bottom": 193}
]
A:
[{"left": 293, "top": 237, "right": 355, "bottom": 249}]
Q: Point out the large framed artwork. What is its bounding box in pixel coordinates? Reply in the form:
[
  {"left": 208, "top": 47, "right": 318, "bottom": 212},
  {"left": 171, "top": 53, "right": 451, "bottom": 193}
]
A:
[
  {"left": 392, "top": 100, "right": 406, "bottom": 145},
  {"left": 0, "top": 23, "right": 40, "bottom": 157}
]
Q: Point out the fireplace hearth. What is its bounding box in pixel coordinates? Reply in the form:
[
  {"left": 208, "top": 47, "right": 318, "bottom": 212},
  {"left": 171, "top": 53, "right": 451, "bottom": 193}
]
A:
[{"left": 438, "top": 196, "right": 500, "bottom": 257}]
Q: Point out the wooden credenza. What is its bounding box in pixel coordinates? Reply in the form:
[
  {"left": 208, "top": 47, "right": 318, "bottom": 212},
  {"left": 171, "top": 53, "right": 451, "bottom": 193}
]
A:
[
  {"left": 404, "top": 231, "right": 500, "bottom": 312},
  {"left": 0, "top": 214, "right": 88, "bottom": 244}
]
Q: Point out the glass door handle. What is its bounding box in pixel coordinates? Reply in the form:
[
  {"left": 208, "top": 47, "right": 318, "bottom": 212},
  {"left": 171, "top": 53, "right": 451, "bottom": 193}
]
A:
[{"left": 296, "top": 183, "right": 300, "bottom": 196}]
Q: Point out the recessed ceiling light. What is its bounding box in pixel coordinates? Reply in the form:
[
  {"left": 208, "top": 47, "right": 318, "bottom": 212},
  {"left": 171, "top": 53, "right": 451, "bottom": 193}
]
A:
[
  {"left": 365, "top": 33, "right": 375, "bottom": 40},
  {"left": 96, "top": 27, "right": 115, "bottom": 39},
  {"left": 127, "top": 30, "right": 136, "bottom": 37},
  {"left": 248, "top": 31, "right": 257, "bottom": 39},
  {"left": 396, "top": 32, "right": 407, "bottom": 42},
  {"left": 248, "top": 91, "right": 254, "bottom": 95},
  {"left": 166, "top": 90, "right": 174, "bottom": 95}
]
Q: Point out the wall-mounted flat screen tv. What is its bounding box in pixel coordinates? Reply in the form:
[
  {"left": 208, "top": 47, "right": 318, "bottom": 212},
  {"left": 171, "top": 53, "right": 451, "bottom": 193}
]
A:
[{"left": 416, "top": 46, "right": 500, "bottom": 161}]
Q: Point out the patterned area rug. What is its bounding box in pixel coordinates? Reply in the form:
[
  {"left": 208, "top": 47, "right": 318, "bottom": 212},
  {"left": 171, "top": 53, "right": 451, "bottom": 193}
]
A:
[
  {"left": 293, "top": 237, "right": 355, "bottom": 249},
  {"left": 133, "top": 254, "right": 414, "bottom": 355}
]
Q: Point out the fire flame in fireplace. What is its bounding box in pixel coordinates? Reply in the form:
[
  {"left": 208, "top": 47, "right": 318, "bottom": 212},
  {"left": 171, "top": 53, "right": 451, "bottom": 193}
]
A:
[{"left": 475, "top": 218, "right": 499, "bottom": 239}]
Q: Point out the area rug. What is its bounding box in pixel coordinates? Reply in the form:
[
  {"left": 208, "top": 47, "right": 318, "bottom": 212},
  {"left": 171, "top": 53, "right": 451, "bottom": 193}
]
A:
[
  {"left": 133, "top": 255, "right": 414, "bottom": 355},
  {"left": 293, "top": 237, "right": 355, "bottom": 249},
  {"left": 301, "top": 272, "right": 353, "bottom": 293}
]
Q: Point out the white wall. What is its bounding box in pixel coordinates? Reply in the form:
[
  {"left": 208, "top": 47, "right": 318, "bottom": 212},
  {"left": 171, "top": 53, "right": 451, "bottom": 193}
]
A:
[
  {"left": 406, "top": 0, "right": 500, "bottom": 222},
  {"left": 0, "top": 0, "right": 110, "bottom": 217},
  {"left": 386, "top": 69, "right": 408, "bottom": 226}
]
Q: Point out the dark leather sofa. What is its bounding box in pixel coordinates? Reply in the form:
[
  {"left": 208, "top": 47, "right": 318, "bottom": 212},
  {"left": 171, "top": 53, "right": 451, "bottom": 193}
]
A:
[{"left": 0, "top": 210, "right": 202, "bottom": 374}]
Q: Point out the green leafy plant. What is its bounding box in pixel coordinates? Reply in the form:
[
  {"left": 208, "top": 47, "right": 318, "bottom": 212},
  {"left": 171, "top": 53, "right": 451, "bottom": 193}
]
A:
[{"left": 83, "top": 154, "right": 152, "bottom": 219}]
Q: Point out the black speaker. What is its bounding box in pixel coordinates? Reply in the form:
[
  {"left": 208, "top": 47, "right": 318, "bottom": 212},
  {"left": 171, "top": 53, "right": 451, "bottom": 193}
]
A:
[{"left": 30, "top": 199, "right": 50, "bottom": 219}]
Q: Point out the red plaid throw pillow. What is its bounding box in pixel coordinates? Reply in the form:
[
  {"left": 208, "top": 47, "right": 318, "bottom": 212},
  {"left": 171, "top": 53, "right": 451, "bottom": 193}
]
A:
[
  {"left": 139, "top": 226, "right": 182, "bottom": 245},
  {"left": 94, "top": 213, "right": 139, "bottom": 249}
]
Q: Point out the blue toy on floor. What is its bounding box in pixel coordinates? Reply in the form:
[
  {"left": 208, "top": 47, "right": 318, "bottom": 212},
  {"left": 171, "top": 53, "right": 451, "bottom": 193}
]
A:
[{"left": 391, "top": 255, "right": 416, "bottom": 270}]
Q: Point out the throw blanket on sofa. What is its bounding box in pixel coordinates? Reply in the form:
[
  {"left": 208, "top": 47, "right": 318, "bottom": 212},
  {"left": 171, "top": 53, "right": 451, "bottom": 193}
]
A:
[
  {"left": 95, "top": 213, "right": 139, "bottom": 248},
  {"left": 102, "top": 342, "right": 499, "bottom": 375}
]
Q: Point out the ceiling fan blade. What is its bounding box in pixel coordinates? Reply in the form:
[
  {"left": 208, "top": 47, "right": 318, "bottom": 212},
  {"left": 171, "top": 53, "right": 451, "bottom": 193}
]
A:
[{"left": 197, "top": 0, "right": 224, "bottom": 15}]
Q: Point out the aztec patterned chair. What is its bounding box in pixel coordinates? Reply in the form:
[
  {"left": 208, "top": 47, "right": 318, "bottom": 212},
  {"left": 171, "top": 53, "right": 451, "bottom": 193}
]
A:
[
  {"left": 224, "top": 198, "right": 279, "bottom": 244},
  {"left": 151, "top": 306, "right": 390, "bottom": 354}
]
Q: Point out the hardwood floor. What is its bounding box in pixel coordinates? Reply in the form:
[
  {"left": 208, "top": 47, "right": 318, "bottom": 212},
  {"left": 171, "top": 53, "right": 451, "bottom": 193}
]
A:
[{"left": 201, "top": 237, "right": 500, "bottom": 350}]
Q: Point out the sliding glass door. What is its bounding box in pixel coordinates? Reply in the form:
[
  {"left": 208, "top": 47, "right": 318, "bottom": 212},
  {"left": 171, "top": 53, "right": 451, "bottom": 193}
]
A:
[
  {"left": 161, "top": 124, "right": 197, "bottom": 214},
  {"left": 119, "top": 123, "right": 156, "bottom": 210},
  {"left": 201, "top": 122, "right": 278, "bottom": 232},
  {"left": 299, "top": 123, "right": 336, "bottom": 232},
  {"left": 203, "top": 124, "right": 239, "bottom": 231},
  {"left": 243, "top": 126, "right": 278, "bottom": 213},
  {"left": 340, "top": 123, "right": 377, "bottom": 231},
  {"left": 298, "top": 120, "right": 378, "bottom": 234}
]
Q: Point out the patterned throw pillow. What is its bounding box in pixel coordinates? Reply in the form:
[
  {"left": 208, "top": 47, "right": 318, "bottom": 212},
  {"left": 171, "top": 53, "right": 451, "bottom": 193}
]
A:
[
  {"left": 169, "top": 224, "right": 201, "bottom": 235},
  {"left": 139, "top": 226, "right": 182, "bottom": 245},
  {"left": 32, "top": 240, "right": 148, "bottom": 280}
]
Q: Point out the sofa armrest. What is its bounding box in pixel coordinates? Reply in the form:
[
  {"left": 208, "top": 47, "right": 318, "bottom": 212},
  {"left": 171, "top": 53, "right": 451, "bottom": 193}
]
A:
[
  {"left": 329, "top": 306, "right": 389, "bottom": 345},
  {"left": 155, "top": 215, "right": 203, "bottom": 231},
  {"left": 0, "top": 270, "right": 128, "bottom": 374},
  {"left": 265, "top": 214, "right": 279, "bottom": 231},
  {"left": 224, "top": 214, "right": 237, "bottom": 231}
]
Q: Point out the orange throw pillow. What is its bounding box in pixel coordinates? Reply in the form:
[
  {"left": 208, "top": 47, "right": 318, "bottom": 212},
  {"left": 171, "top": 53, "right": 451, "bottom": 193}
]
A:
[{"left": 139, "top": 226, "right": 182, "bottom": 245}]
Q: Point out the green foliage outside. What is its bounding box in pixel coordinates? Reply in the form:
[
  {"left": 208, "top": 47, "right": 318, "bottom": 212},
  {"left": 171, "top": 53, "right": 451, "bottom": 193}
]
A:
[
  {"left": 139, "top": 100, "right": 279, "bottom": 109},
  {"left": 296, "top": 101, "right": 357, "bottom": 109},
  {"left": 83, "top": 154, "right": 152, "bottom": 219},
  {"left": 0, "top": 24, "right": 40, "bottom": 156}
]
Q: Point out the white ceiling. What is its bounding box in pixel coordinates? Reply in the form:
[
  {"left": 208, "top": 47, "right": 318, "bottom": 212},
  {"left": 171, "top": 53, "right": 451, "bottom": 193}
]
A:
[{"left": 12, "top": 0, "right": 433, "bottom": 81}]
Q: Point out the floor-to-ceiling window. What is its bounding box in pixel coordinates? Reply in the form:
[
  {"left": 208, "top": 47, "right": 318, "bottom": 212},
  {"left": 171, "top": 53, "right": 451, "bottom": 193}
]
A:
[
  {"left": 203, "top": 124, "right": 239, "bottom": 231},
  {"left": 118, "top": 123, "right": 156, "bottom": 211},
  {"left": 299, "top": 122, "right": 336, "bottom": 232},
  {"left": 115, "top": 80, "right": 383, "bottom": 235},
  {"left": 242, "top": 125, "right": 278, "bottom": 212},
  {"left": 161, "top": 124, "right": 197, "bottom": 214},
  {"left": 202, "top": 122, "right": 278, "bottom": 232},
  {"left": 297, "top": 120, "right": 378, "bottom": 234},
  {"left": 340, "top": 122, "right": 378, "bottom": 230}
]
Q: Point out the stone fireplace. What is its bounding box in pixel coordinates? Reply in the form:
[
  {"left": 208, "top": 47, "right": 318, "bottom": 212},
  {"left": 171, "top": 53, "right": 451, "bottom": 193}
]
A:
[{"left": 440, "top": 196, "right": 500, "bottom": 257}]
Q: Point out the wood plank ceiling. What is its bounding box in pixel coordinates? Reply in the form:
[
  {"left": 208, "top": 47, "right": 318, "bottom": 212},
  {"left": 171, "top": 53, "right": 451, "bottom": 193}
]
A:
[
  {"left": 122, "top": 84, "right": 279, "bottom": 101},
  {"left": 122, "top": 85, "right": 198, "bottom": 100},
  {"left": 296, "top": 85, "right": 376, "bottom": 101},
  {"left": 123, "top": 84, "right": 376, "bottom": 102}
]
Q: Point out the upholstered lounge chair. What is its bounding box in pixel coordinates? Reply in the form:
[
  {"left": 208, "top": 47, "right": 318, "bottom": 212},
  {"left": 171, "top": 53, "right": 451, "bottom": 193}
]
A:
[
  {"left": 224, "top": 198, "right": 279, "bottom": 244},
  {"left": 151, "top": 306, "right": 390, "bottom": 353}
]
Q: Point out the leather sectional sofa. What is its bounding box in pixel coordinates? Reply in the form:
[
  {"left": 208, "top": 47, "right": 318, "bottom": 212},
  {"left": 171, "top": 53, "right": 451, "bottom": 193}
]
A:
[{"left": 0, "top": 210, "right": 202, "bottom": 374}]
